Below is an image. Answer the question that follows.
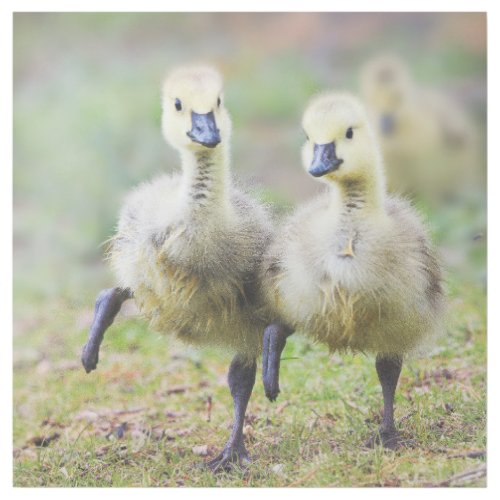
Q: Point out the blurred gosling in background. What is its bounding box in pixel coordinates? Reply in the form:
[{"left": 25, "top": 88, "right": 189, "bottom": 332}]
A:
[
  {"left": 261, "top": 92, "right": 445, "bottom": 449},
  {"left": 360, "top": 53, "right": 480, "bottom": 204}
]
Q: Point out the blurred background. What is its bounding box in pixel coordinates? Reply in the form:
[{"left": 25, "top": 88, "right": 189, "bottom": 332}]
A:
[
  {"left": 12, "top": 12, "right": 487, "bottom": 486},
  {"left": 13, "top": 13, "right": 486, "bottom": 316}
]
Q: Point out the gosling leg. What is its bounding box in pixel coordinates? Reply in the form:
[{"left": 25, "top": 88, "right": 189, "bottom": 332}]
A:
[
  {"left": 262, "top": 323, "right": 293, "bottom": 402},
  {"left": 81, "top": 287, "right": 132, "bottom": 373},
  {"left": 367, "top": 353, "right": 403, "bottom": 449},
  {"left": 207, "top": 354, "right": 256, "bottom": 472}
]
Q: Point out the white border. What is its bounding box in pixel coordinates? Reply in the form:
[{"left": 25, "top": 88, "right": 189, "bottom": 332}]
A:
[{"left": 3, "top": 1, "right": 496, "bottom": 499}]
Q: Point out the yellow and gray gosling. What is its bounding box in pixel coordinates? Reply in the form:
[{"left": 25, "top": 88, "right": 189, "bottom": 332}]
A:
[
  {"left": 82, "top": 65, "right": 273, "bottom": 470},
  {"left": 360, "top": 53, "right": 479, "bottom": 202},
  {"left": 261, "top": 92, "right": 445, "bottom": 449}
]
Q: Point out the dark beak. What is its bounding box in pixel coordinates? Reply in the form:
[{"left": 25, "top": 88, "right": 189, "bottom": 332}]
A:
[
  {"left": 308, "top": 142, "right": 343, "bottom": 177},
  {"left": 187, "top": 111, "right": 221, "bottom": 148},
  {"left": 380, "top": 113, "right": 395, "bottom": 136}
]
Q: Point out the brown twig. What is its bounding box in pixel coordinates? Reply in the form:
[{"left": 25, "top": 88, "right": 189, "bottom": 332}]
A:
[
  {"left": 111, "top": 407, "right": 145, "bottom": 415},
  {"left": 448, "top": 450, "right": 486, "bottom": 459},
  {"left": 288, "top": 468, "right": 318, "bottom": 487},
  {"left": 206, "top": 395, "right": 212, "bottom": 422},
  {"left": 424, "top": 465, "right": 486, "bottom": 487},
  {"left": 276, "top": 400, "right": 290, "bottom": 414}
]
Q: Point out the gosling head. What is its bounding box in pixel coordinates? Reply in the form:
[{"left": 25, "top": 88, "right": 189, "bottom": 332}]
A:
[
  {"left": 301, "top": 92, "right": 383, "bottom": 187},
  {"left": 161, "top": 65, "right": 231, "bottom": 152},
  {"left": 360, "top": 54, "right": 413, "bottom": 136}
]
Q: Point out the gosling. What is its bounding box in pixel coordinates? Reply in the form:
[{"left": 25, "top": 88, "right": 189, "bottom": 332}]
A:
[
  {"left": 261, "top": 92, "right": 445, "bottom": 449},
  {"left": 81, "top": 65, "right": 272, "bottom": 470},
  {"left": 360, "top": 53, "right": 479, "bottom": 202}
]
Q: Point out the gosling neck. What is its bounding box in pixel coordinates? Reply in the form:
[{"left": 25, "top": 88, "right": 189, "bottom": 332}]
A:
[
  {"left": 179, "top": 144, "right": 231, "bottom": 216},
  {"left": 332, "top": 166, "right": 386, "bottom": 219}
]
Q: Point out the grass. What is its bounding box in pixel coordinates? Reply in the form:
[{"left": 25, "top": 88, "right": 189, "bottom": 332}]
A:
[{"left": 13, "top": 275, "right": 486, "bottom": 487}]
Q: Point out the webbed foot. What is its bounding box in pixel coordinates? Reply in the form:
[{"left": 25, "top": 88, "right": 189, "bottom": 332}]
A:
[
  {"left": 263, "top": 374, "right": 280, "bottom": 402},
  {"left": 81, "top": 341, "right": 100, "bottom": 373},
  {"left": 206, "top": 442, "right": 251, "bottom": 472},
  {"left": 365, "top": 428, "right": 408, "bottom": 450}
]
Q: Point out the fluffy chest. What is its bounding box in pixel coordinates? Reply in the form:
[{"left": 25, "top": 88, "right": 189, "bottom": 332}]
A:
[{"left": 275, "top": 214, "right": 390, "bottom": 323}]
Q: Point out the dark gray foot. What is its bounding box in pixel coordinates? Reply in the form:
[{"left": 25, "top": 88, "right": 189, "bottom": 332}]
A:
[
  {"left": 81, "top": 342, "right": 100, "bottom": 374},
  {"left": 206, "top": 441, "right": 251, "bottom": 472},
  {"left": 81, "top": 287, "right": 131, "bottom": 373},
  {"left": 262, "top": 324, "right": 293, "bottom": 402},
  {"left": 264, "top": 376, "right": 280, "bottom": 402},
  {"left": 365, "top": 428, "right": 402, "bottom": 450}
]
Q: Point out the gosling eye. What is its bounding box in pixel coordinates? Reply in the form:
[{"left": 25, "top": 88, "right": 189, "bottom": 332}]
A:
[
  {"left": 175, "top": 98, "right": 182, "bottom": 111},
  {"left": 217, "top": 96, "right": 221, "bottom": 107},
  {"left": 346, "top": 127, "right": 353, "bottom": 139}
]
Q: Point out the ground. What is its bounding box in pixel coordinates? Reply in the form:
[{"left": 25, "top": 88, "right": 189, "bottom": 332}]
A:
[{"left": 13, "top": 277, "right": 486, "bottom": 487}]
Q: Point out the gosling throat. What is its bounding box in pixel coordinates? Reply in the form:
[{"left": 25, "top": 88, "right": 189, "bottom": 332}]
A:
[
  {"left": 181, "top": 146, "right": 231, "bottom": 214},
  {"left": 334, "top": 176, "right": 385, "bottom": 259}
]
